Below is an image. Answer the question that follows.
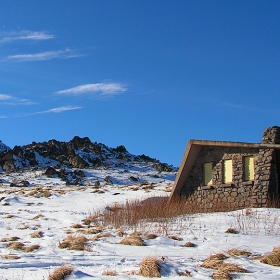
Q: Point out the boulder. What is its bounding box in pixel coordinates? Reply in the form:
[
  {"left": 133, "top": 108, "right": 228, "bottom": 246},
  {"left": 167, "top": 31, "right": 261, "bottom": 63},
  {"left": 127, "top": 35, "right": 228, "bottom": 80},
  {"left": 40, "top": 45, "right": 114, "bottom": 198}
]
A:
[{"left": 68, "top": 155, "right": 89, "bottom": 169}]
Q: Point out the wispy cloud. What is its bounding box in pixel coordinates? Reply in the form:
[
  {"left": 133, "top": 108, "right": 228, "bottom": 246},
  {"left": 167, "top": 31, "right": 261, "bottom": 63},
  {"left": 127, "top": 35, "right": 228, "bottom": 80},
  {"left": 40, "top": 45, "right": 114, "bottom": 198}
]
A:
[
  {"left": 0, "top": 94, "right": 33, "bottom": 105},
  {"left": 38, "top": 106, "right": 82, "bottom": 114},
  {"left": 16, "top": 105, "right": 82, "bottom": 117},
  {"left": 4, "top": 49, "right": 80, "bottom": 62},
  {"left": 0, "top": 30, "right": 54, "bottom": 42},
  {"left": 0, "top": 94, "right": 13, "bottom": 100},
  {"left": 56, "top": 83, "right": 127, "bottom": 96}
]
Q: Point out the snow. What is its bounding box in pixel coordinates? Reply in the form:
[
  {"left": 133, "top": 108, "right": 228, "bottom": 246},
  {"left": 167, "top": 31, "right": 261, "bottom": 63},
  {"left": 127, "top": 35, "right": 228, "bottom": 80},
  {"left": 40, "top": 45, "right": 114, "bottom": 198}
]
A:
[
  {"left": 0, "top": 164, "right": 280, "bottom": 279},
  {"left": 0, "top": 142, "right": 11, "bottom": 153}
]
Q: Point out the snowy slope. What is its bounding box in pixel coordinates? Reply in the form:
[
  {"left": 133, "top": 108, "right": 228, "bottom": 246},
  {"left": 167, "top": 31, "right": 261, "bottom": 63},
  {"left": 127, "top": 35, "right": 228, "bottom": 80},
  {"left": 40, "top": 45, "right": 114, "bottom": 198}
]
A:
[
  {"left": 0, "top": 164, "right": 280, "bottom": 279},
  {"left": 0, "top": 141, "right": 10, "bottom": 153}
]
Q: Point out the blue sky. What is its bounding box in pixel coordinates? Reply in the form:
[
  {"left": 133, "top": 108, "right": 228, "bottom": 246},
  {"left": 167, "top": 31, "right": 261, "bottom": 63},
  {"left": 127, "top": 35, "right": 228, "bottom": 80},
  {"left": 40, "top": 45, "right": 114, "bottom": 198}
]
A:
[{"left": 0, "top": 0, "right": 279, "bottom": 166}]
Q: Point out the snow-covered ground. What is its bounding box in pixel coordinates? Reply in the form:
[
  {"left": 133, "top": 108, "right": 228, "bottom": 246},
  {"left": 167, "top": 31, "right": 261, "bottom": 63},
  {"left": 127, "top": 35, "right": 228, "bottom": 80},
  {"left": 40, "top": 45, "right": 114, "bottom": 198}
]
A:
[{"left": 0, "top": 164, "right": 280, "bottom": 279}]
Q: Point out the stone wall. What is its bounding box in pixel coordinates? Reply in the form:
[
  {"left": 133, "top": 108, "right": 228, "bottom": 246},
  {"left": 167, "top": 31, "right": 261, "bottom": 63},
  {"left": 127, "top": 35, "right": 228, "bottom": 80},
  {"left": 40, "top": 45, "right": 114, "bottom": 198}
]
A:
[
  {"left": 180, "top": 147, "right": 261, "bottom": 209},
  {"left": 178, "top": 126, "right": 280, "bottom": 209}
]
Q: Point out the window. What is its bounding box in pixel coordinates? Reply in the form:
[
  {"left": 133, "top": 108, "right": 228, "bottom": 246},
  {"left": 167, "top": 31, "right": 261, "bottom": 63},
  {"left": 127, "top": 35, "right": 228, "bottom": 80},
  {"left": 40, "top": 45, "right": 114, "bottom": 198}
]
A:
[
  {"left": 204, "top": 162, "right": 213, "bottom": 185},
  {"left": 244, "top": 156, "right": 254, "bottom": 181},
  {"left": 223, "top": 159, "right": 232, "bottom": 183}
]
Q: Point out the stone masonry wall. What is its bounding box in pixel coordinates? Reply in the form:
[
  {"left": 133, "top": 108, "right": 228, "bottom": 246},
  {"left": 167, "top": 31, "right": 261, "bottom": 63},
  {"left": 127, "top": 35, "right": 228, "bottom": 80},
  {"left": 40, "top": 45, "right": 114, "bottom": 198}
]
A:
[{"left": 180, "top": 147, "right": 260, "bottom": 209}]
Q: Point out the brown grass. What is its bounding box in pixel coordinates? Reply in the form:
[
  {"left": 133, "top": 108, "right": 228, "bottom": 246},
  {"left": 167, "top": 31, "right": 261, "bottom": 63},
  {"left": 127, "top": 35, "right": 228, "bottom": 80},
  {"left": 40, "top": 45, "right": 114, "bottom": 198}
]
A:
[
  {"left": 201, "top": 253, "right": 228, "bottom": 269},
  {"left": 58, "top": 235, "right": 87, "bottom": 251},
  {"left": 178, "top": 270, "right": 192, "bottom": 277},
  {"left": 225, "top": 228, "right": 238, "bottom": 234},
  {"left": 48, "top": 264, "right": 74, "bottom": 280},
  {"left": 91, "top": 232, "right": 112, "bottom": 241},
  {"left": 227, "top": 248, "right": 252, "bottom": 257},
  {"left": 31, "top": 213, "right": 44, "bottom": 220},
  {"left": 183, "top": 241, "right": 196, "bottom": 247},
  {"left": 139, "top": 256, "right": 162, "bottom": 278},
  {"left": 102, "top": 270, "right": 117, "bottom": 276},
  {"left": 24, "top": 244, "right": 40, "bottom": 252},
  {"left": 120, "top": 236, "right": 145, "bottom": 246},
  {"left": 1, "top": 254, "right": 20, "bottom": 260},
  {"left": 89, "top": 196, "right": 239, "bottom": 232},
  {"left": 212, "top": 269, "right": 232, "bottom": 280},
  {"left": 30, "top": 230, "right": 43, "bottom": 238},
  {"left": 1, "top": 236, "right": 20, "bottom": 242},
  {"left": 260, "top": 246, "right": 280, "bottom": 266},
  {"left": 168, "top": 235, "right": 181, "bottom": 241},
  {"left": 145, "top": 234, "right": 158, "bottom": 239},
  {"left": 6, "top": 241, "right": 25, "bottom": 250},
  {"left": 71, "top": 223, "right": 84, "bottom": 229}
]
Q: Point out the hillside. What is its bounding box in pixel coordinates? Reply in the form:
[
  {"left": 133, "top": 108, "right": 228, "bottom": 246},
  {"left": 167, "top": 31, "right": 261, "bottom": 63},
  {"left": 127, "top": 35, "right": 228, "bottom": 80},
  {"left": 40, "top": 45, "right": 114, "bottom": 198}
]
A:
[{"left": 0, "top": 138, "right": 280, "bottom": 279}]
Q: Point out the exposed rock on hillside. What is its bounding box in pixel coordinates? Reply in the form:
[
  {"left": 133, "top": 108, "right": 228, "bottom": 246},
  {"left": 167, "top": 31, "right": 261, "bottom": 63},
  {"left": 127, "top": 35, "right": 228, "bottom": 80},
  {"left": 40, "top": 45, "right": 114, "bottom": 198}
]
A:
[{"left": 0, "top": 137, "right": 175, "bottom": 174}]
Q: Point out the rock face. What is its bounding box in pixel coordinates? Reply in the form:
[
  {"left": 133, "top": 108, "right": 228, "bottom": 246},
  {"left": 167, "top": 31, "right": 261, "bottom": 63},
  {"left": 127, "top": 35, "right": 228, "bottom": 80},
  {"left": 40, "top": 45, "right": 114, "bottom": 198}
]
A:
[{"left": 0, "top": 136, "right": 175, "bottom": 174}]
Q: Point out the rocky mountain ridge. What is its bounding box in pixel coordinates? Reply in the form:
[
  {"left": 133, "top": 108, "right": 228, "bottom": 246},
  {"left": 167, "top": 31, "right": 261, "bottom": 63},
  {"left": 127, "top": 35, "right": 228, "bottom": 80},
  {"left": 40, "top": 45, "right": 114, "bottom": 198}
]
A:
[{"left": 0, "top": 136, "right": 175, "bottom": 174}]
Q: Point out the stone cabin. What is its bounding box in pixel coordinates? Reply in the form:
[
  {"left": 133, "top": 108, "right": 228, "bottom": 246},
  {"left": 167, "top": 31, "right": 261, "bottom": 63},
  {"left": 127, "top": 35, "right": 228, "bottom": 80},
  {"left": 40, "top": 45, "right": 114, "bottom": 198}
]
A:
[{"left": 169, "top": 126, "right": 280, "bottom": 208}]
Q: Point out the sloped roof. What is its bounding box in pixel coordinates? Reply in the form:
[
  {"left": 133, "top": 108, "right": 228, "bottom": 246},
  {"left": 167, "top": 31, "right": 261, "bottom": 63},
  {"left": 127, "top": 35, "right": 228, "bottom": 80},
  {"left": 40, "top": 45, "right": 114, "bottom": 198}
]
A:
[{"left": 168, "top": 139, "right": 280, "bottom": 201}]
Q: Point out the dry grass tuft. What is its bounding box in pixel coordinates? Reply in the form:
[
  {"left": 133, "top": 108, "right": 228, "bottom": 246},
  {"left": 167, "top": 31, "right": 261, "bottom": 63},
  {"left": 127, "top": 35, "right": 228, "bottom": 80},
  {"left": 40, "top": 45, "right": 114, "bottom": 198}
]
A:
[
  {"left": 6, "top": 214, "right": 15, "bottom": 219},
  {"left": 6, "top": 241, "right": 25, "bottom": 251},
  {"left": 168, "top": 235, "right": 181, "bottom": 241},
  {"left": 178, "top": 270, "right": 192, "bottom": 277},
  {"left": 30, "top": 230, "right": 43, "bottom": 238},
  {"left": 91, "top": 232, "right": 111, "bottom": 241},
  {"left": 201, "top": 253, "right": 228, "bottom": 269},
  {"left": 219, "top": 264, "right": 249, "bottom": 273},
  {"left": 58, "top": 235, "right": 87, "bottom": 251},
  {"left": 102, "top": 270, "right": 118, "bottom": 276},
  {"left": 24, "top": 244, "right": 40, "bottom": 252},
  {"left": 120, "top": 236, "right": 145, "bottom": 246},
  {"left": 260, "top": 246, "right": 280, "bottom": 266},
  {"left": 31, "top": 213, "right": 44, "bottom": 220},
  {"left": 227, "top": 248, "right": 252, "bottom": 257},
  {"left": 48, "top": 264, "right": 74, "bottom": 280},
  {"left": 145, "top": 234, "right": 158, "bottom": 239},
  {"left": 71, "top": 223, "right": 84, "bottom": 229},
  {"left": 1, "top": 254, "right": 20, "bottom": 260},
  {"left": 225, "top": 228, "right": 238, "bottom": 234},
  {"left": 183, "top": 241, "right": 196, "bottom": 247},
  {"left": 212, "top": 269, "right": 232, "bottom": 280},
  {"left": 1, "top": 236, "right": 20, "bottom": 242},
  {"left": 139, "top": 256, "right": 162, "bottom": 278}
]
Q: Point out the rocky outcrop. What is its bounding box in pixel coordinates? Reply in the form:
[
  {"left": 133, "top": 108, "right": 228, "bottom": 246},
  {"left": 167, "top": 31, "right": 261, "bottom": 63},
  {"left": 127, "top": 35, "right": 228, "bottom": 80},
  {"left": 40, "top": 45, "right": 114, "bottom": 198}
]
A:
[{"left": 0, "top": 136, "right": 176, "bottom": 174}]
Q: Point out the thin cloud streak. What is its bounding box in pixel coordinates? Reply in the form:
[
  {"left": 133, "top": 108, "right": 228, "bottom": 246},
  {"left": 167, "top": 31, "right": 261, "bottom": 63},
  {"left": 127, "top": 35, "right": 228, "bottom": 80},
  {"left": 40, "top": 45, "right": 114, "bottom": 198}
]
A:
[
  {"left": 0, "top": 94, "right": 34, "bottom": 105},
  {"left": 17, "top": 106, "right": 82, "bottom": 117},
  {"left": 56, "top": 83, "right": 127, "bottom": 96},
  {"left": 4, "top": 49, "right": 80, "bottom": 62},
  {"left": 0, "top": 94, "right": 13, "bottom": 100},
  {"left": 1, "top": 30, "right": 54, "bottom": 42}
]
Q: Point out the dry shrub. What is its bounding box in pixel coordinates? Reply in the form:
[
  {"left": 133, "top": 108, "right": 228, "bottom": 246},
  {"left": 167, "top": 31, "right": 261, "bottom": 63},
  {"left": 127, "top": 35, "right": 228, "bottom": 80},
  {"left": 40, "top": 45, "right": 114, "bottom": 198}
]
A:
[
  {"left": 1, "top": 236, "right": 20, "bottom": 242},
  {"left": 77, "top": 228, "right": 103, "bottom": 235},
  {"left": 6, "top": 241, "right": 25, "bottom": 250},
  {"left": 225, "top": 228, "right": 238, "bottom": 234},
  {"left": 6, "top": 214, "right": 15, "bottom": 219},
  {"left": 1, "top": 254, "right": 20, "bottom": 260},
  {"left": 91, "top": 196, "right": 238, "bottom": 232},
  {"left": 261, "top": 246, "right": 280, "bottom": 266},
  {"left": 102, "top": 270, "right": 117, "bottom": 276},
  {"left": 212, "top": 269, "right": 232, "bottom": 280},
  {"left": 30, "top": 231, "right": 43, "bottom": 238},
  {"left": 139, "top": 256, "right": 161, "bottom": 278},
  {"left": 83, "top": 215, "right": 98, "bottom": 226},
  {"left": 58, "top": 235, "right": 87, "bottom": 251},
  {"left": 91, "top": 232, "right": 111, "bottom": 241},
  {"left": 32, "top": 213, "right": 44, "bottom": 220},
  {"left": 145, "top": 234, "right": 158, "bottom": 239},
  {"left": 24, "top": 244, "right": 40, "bottom": 252},
  {"left": 168, "top": 235, "right": 181, "bottom": 241},
  {"left": 227, "top": 248, "right": 252, "bottom": 257},
  {"left": 48, "top": 264, "right": 74, "bottom": 280},
  {"left": 71, "top": 223, "right": 84, "bottom": 229},
  {"left": 201, "top": 253, "right": 228, "bottom": 269},
  {"left": 120, "top": 236, "right": 145, "bottom": 246},
  {"left": 178, "top": 270, "right": 192, "bottom": 277},
  {"left": 183, "top": 241, "right": 196, "bottom": 247}
]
